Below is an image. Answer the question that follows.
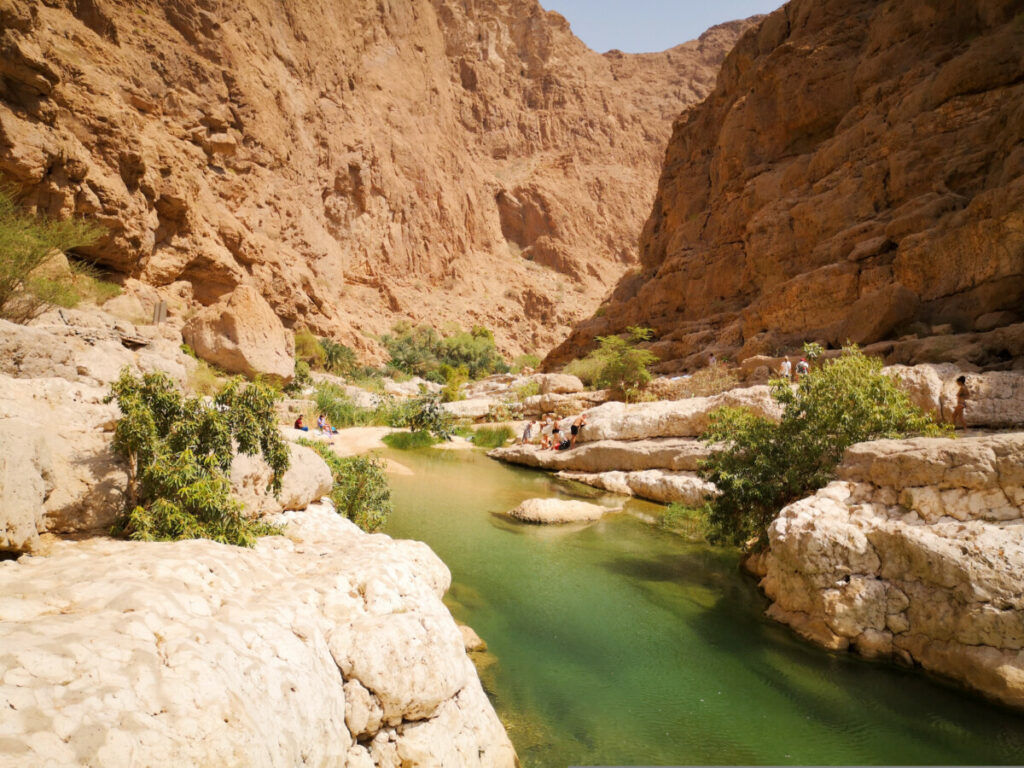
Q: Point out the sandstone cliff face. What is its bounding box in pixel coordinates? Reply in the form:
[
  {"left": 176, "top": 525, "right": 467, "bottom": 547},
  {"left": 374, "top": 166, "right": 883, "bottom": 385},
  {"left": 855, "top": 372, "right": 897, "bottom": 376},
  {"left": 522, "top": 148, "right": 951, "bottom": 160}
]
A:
[
  {"left": 549, "top": 0, "right": 1024, "bottom": 370},
  {"left": 758, "top": 434, "right": 1024, "bottom": 709},
  {"left": 0, "top": 0, "right": 752, "bottom": 360}
]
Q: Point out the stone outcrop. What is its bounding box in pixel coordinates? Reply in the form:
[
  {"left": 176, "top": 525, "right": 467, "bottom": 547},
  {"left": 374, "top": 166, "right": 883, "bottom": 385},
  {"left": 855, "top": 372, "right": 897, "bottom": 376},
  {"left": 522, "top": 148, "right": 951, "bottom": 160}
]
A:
[
  {"left": 0, "top": 0, "right": 755, "bottom": 363},
  {"left": 492, "top": 438, "right": 709, "bottom": 473},
  {"left": 0, "top": 505, "right": 516, "bottom": 766},
  {"left": 758, "top": 433, "right": 1024, "bottom": 708},
  {"left": 885, "top": 365, "right": 1024, "bottom": 429},
  {"left": 507, "top": 497, "right": 612, "bottom": 524},
  {"left": 182, "top": 285, "right": 295, "bottom": 380},
  {"left": 549, "top": 0, "right": 1024, "bottom": 371},
  {"left": 557, "top": 469, "right": 714, "bottom": 506},
  {"left": 230, "top": 443, "right": 333, "bottom": 518}
]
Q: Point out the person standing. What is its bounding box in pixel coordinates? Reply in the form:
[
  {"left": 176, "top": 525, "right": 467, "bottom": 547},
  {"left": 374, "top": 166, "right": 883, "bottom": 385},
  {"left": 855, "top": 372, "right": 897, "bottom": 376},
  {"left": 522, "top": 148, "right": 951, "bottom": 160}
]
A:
[
  {"left": 569, "top": 414, "right": 587, "bottom": 449},
  {"left": 538, "top": 416, "right": 550, "bottom": 449},
  {"left": 550, "top": 418, "right": 561, "bottom": 450},
  {"left": 779, "top": 358, "right": 792, "bottom": 381},
  {"left": 952, "top": 375, "right": 970, "bottom": 428},
  {"left": 521, "top": 419, "right": 536, "bottom": 445},
  {"left": 795, "top": 358, "right": 810, "bottom": 379}
]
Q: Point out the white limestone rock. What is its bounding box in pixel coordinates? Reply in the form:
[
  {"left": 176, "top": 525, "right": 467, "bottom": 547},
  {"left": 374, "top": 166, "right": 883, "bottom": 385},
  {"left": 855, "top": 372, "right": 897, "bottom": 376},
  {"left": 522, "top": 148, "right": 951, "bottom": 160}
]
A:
[
  {"left": 507, "top": 498, "right": 614, "bottom": 524},
  {"left": 557, "top": 469, "right": 716, "bottom": 506}
]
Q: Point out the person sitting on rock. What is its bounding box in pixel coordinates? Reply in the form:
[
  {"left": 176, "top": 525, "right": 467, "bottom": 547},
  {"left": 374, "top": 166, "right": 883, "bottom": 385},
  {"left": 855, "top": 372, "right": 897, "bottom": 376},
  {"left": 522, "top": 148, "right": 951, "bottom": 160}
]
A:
[
  {"left": 294, "top": 414, "right": 309, "bottom": 431},
  {"left": 569, "top": 414, "right": 587, "bottom": 449},
  {"left": 952, "top": 375, "right": 970, "bottom": 428},
  {"left": 538, "top": 416, "right": 550, "bottom": 449}
]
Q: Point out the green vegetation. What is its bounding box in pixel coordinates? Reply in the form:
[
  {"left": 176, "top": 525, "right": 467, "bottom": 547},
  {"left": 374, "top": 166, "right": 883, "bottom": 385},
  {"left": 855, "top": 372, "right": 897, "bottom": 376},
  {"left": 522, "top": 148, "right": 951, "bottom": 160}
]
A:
[
  {"left": 381, "top": 430, "right": 438, "bottom": 450},
  {"left": 0, "top": 187, "right": 107, "bottom": 322},
  {"left": 403, "top": 392, "right": 455, "bottom": 440},
  {"left": 699, "top": 347, "right": 949, "bottom": 548},
  {"left": 513, "top": 379, "right": 541, "bottom": 401},
  {"left": 659, "top": 503, "right": 706, "bottom": 541},
  {"left": 298, "top": 439, "right": 392, "bottom": 531},
  {"left": 294, "top": 328, "right": 326, "bottom": 369},
  {"left": 382, "top": 321, "right": 509, "bottom": 382},
  {"left": 564, "top": 326, "right": 658, "bottom": 401},
  {"left": 440, "top": 364, "right": 469, "bottom": 402},
  {"left": 511, "top": 353, "right": 541, "bottom": 373},
  {"left": 321, "top": 337, "right": 359, "bottom": 377},
  {"left": 472, "top": 425, "right": 514, "bottom": 449},
  {"left": 313, "top": 382, "right": 411, "bottom": 428},
  {"left": 651, "top": 363, "right": 739, "bottom": 400},
  {"left": 105, "top": 370, "right": 288, "bottom": 547}
]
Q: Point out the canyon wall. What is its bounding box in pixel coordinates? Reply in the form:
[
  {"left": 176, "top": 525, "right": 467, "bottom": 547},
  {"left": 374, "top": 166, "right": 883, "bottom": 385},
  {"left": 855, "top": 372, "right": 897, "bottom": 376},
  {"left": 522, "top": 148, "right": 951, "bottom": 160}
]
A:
[
  {"left": 548, "top": 0, "right": 1024, "bottom": 371},
  {"left": 0, "top": 0, "right": 752, "bottom": 359}
]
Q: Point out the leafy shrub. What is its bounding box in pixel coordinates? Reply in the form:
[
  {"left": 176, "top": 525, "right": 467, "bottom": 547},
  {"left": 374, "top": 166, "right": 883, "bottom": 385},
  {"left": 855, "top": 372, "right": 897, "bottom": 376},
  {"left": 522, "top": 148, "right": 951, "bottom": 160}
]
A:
[
  {"left": 313, "top": 382, "right": 412, "bottom": 428},
  {"left": 284, "top": 360, "right": 312, "bottom": 395},
  {"left": 511, "top": 353, "right": 541, "bottom": 373},
  {"left": 440, "top": 364, "right": 469, "bottom": 402},
  {"left": 565, "top": 326, "right": 658, "bottom": 400},
  {"left": 106, "top": 370, "right": 289, "bottom": 546},
  {"left": 513, "top": 379, "right": 541, "bottom": 401},
  {"left": 294, "top": 328, "right": 326, "bottom": 368},
  {"left": 320, "top": 337, "right": 359, "bottom": 377},
  {"left": 405, "top": 392, "right": 455, "bottom": 439},
  {"left": 699, "top": 347, "right": 949, "bottom": 548},
  {"left": 472, "top": 425, "right": 513, "bottom": 449},
  {"left": 486, "top": 398, "right": 523, "bottom": 422},
  {"left": 382, "top": 430, "right": 438, "bottom": 450},
  {"left": 298, "top": 439, "right": 392, "bottom": 531},
  {"left": 381, "top": 321, "right": 509, "bottom": 382},
  {"left": 0, "top": 187, "right": 104, "bottom": 322}
]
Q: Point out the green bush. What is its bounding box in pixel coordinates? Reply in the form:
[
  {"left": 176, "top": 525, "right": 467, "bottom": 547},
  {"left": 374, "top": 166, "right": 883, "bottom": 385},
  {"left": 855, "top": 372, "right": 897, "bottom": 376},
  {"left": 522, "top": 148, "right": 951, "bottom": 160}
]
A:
[
  {"left": 106, "top": 370, "right": 288, "bottom": 546},
  {"left": 320, "top": 337, "right": 359, "bottom": 377},
  {"left": 699, "top": 347, "right": 949, "bottom": 548},
  {"left": 381, "top": 321, "right": 509, "bottom": 382},
  {"left": 405, "top": 392, "right": 455, "bottom": 440},
  {"left": 565, "top": 326, "right": 658, "bottom": 400},
  {"left": 472, "top": 425, "right": 513, "bottom": 449},
  {"left": 284, "top": 360, "right": 312, "bottom": 395},
  {"left": 381, "top": 430, "right": 438, "bottom": 450},
  {"left": 513, "top": 379, "right": 541, "bottom": 401},
  {"left": 0, "top": 187, "right": 104, "bottom": 322},
  {"left": 313, "top": 382, "right": 412, "bottom": 428},
  {"left": 511, "top": 353, "right": 541, "bottom": 373},
  {"left": 298, "top": 439, "right": 392, "bottom": 531},
  {"left": 440, "top": 364, "right": 469, "bottom": 402},
  {"left": 294, "top": 328, "right": 326, "bottom": 368}
]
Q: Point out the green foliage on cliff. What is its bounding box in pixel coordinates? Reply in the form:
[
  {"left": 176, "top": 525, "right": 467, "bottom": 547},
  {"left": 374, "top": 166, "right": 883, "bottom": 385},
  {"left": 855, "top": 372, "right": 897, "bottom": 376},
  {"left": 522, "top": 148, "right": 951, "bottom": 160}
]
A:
[
  {"left": 382, "top": 321, "right": 509, "bottom": 382},
  {"left": 298, "top": 439, "right": 392, "bottom": 532},
  {"left": 700, "top": 347, "right": 948, "bottom": 548},
  {"left": 106, "top": 370, "right": 289, "bottom": 546},
  {"left": 0, "top": 187, "right": 106, "bottom": 322}
]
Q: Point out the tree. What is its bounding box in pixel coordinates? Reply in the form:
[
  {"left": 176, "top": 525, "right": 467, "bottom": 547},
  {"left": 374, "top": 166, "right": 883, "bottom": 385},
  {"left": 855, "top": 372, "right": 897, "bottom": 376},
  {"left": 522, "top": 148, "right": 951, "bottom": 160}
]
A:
[
  {"left": 699, "top": 347, "right": 948, "bottom": 548},
  {"left": 106, "top": 370, "right": 289, "bottom": 546},
  {"left": 0, "top": 187, "right": 103, "bottom": 322},
  {"left": 570, "top": 325, "right": 658, "bottom": 400},
  {"left": 299, "top": 439, "right": 392, "bottom": 532}
]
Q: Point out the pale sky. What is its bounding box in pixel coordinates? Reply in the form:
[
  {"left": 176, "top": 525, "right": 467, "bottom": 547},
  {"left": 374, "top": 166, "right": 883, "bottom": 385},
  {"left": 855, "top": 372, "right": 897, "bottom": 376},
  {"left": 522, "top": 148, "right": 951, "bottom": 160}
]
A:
[{"left": 538, "top": 0, "right": 786, "bottom": 53}]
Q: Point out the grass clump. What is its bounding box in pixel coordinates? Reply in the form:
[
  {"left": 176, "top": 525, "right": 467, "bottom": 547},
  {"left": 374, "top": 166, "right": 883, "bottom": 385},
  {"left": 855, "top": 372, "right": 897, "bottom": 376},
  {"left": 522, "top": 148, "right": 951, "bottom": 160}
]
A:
[
  {"left": 699, "top": 346, "right": 950, "bottom": 548},
  {"left": 472, "top": 425, "right": 513, "bottom": 449},
  {"left": 511, "top": 353, "right": 541, "bottom": 373},
  {"left": 382, "top": 430, "right": 438, "bottom": 450},
  {"left": 106, "top": 370, "right": 288, "bottom": 547},
  {"left": 649, "top": 363, "right": 739, "bottom": 400},
  {"left": 660, "top": 503, "right": 707, "bottom": 541},
  {"left": 513, "top": 379, "right": 541, "bottom": 401},
  {"left": 0, "top": 188, "right": 105, "bottom": 322},
  {"left": 298, "top": 439, "right": 392, "bottom": 531}
]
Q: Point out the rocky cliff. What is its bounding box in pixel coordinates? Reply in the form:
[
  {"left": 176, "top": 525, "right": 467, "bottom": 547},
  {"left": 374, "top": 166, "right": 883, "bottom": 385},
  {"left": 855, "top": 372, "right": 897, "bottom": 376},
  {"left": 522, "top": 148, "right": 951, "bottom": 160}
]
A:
[
  {"left": 0, "top": 0, "right": 752, "bottom": 359},
  {"left": 548, "top": 0, "right": 1024, "bottom": 370}
]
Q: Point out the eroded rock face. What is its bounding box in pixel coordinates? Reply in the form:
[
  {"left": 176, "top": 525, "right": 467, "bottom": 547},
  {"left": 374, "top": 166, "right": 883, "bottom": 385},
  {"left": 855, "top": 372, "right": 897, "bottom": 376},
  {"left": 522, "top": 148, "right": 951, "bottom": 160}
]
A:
[
  {"left": 182, "top": 285, "right": 295, "bottom": 380},
  {"left": 491, "top": 438, "right": 710, "bottom": 473},
  {"left": 0, "top": 0, "right": 754, "bottom": 361},
  {"left": 230, "top": 443, "right": 333, "bottom": 518},
  {"left": 557, "top": 469, "right": 714, "bottom": 506},
  {"left": 549, "top": 0, "right": 1024, "bottom": 370},
  {"left": 760, "top": 434, "right": 1024, "bottom": 708},
  {"left": 0, "top": 506, "right": 516, "bottom": 766}
]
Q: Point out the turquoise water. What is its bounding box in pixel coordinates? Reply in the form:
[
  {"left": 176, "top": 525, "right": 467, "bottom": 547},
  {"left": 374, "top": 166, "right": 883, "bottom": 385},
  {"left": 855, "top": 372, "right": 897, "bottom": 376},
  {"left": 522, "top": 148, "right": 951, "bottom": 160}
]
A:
[{"left": 382, "top": 447, "right": 1024, "bottom": 767}]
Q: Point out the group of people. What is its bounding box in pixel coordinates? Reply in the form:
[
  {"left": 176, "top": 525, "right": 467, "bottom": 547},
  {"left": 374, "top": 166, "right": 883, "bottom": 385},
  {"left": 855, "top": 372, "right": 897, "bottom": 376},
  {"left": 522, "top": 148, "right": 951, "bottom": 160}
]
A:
[
  {"left": 293, "top": 413, "right": 338, "bottom": 437},
  {"left": 520, "top": 414, "right": 587, "bottom": 450},
  {"left": 777, "top": 356, "right": 810, "bottom": 381}
]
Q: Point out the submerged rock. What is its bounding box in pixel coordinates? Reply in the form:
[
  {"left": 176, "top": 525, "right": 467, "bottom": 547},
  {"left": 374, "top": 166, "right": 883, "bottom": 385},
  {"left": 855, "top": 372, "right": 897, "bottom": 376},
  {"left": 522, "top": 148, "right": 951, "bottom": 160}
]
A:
[
  {"left": 0, "top": 506, "right": 516, "bottom": 766},
  {"left": 507, "top": 498, "right": 613, "bottom": 524}
]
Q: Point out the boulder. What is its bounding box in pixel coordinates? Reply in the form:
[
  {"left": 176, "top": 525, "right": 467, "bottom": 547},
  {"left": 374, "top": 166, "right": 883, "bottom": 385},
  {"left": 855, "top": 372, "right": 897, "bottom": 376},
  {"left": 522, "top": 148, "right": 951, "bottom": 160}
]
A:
[
  {"left": 537, "top": 374, "right": 584, "bottom": 395},
  {"left": 506, "top": 498, "right": 613, "bottom": 524},
  {"left": 0, "top": 419, "right": 52, "bottom": 552},
  {"left": 230, "top": 442, "right": 333, "bottom": 517},
  {"left": 0, "top": 505, "right": 516, "bottom": 765},
  {"left": 578, "top": 386, "right": 780, "bottom": 442},
  {"left": 182, "top": 285, "right": 294, "bottom": 380},
  {"left": 442, "top": 397, "right": 497, "bottom": 421},
  {"left": 761, "top": 434, "right": 1024, "bottom": 709},
  {"left": 557, "top": 469, "right": 716, "bottom": 506},
  {"left": 490, "top": 438, "right": 711, "bottom": 473},
  {"left": 885, "top": 365, "right": 1024, "bottom": 428}
]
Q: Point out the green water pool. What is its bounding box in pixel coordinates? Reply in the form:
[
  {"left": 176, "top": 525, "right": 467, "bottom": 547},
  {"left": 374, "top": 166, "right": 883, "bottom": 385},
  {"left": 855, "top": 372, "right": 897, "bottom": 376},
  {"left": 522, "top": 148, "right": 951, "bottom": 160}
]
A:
[{"left": 382, "top": 446, "right": 1024, "bottom": 767}]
